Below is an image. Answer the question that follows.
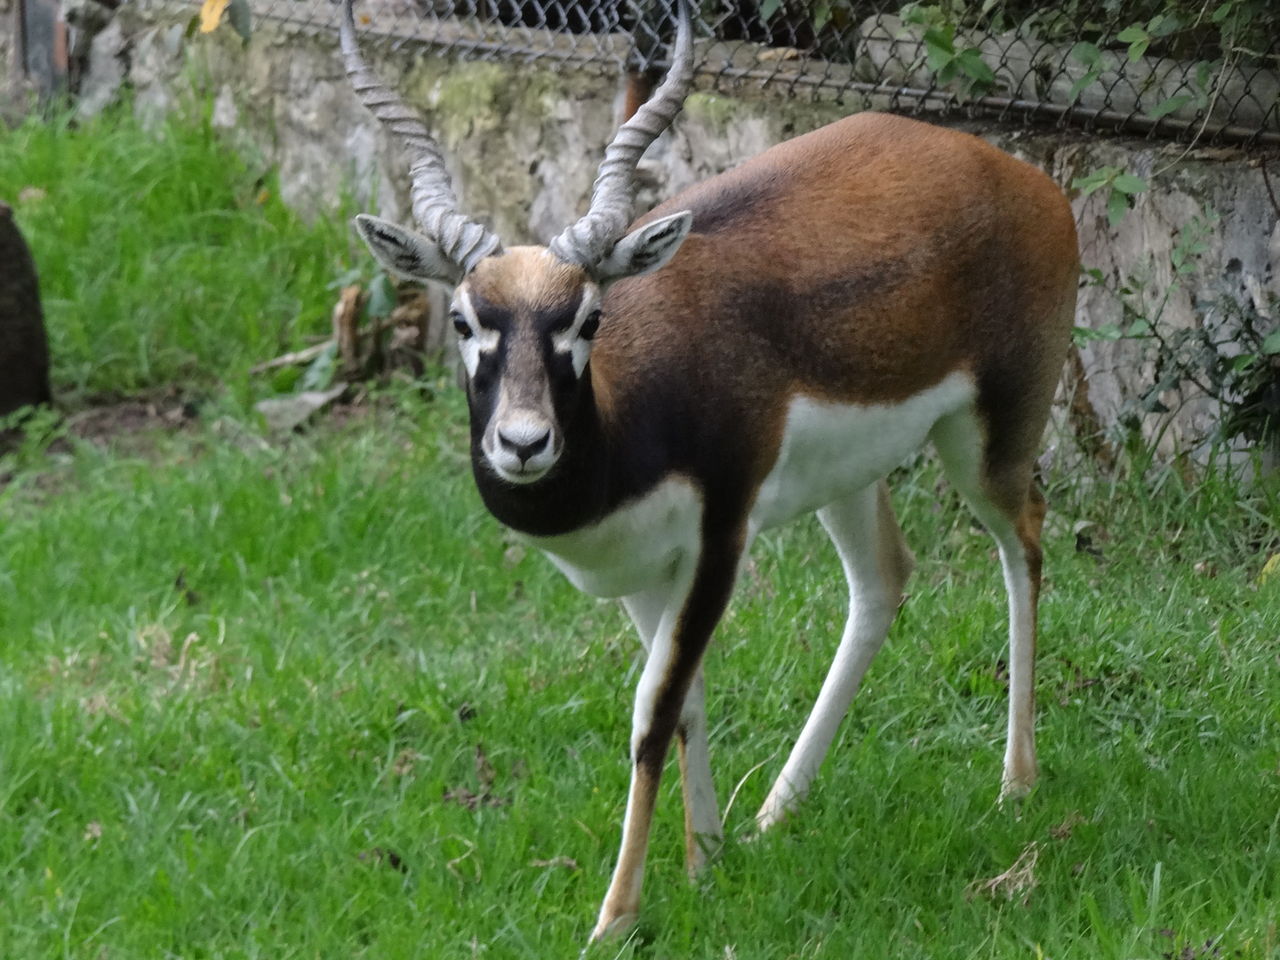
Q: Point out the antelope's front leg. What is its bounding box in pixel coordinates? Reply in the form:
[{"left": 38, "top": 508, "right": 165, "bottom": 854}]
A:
[
  {"left": 591, "top": 536, "right": 741, "bottom": 943},
  {"left": 622, "top": 590, "right": 724, "bottom": 879}
]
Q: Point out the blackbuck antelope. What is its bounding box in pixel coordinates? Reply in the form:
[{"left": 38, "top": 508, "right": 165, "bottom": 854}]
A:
[{"left": 341, "top": 0, "right": 1078, "bottom": 941}]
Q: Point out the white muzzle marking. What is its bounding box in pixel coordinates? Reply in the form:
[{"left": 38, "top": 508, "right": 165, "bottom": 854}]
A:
[{"left": 484, "top": 413, "right": 560, "bottom": 484}]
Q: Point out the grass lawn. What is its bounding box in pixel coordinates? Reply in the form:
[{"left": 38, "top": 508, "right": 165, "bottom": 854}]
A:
[
  {"left": 2, "top": 106, "right": 1279, "bottom": 960},
  {"left": 0, "top": 106, "right": 354, "bottom": 403}
]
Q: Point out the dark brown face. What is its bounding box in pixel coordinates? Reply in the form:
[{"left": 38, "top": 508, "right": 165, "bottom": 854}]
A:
[{"left": 451, "top": 247, "right": 603, "bottom": 486}]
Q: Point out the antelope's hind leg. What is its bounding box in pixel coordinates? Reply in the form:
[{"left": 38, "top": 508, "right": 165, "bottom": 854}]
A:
[
  {"left": 756, "top": 481, "right": 914, "bottom": 831},
  {"left": 930, "top": 406, "right": 1046, "bottom": 798}
]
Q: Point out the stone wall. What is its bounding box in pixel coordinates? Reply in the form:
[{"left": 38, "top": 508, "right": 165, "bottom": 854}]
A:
[
  {"left": 30, "top": 0, "right": 1280, "bottom": 464},
  {"left": 2, "top": 0, "right": 19, "bottom": 108}
]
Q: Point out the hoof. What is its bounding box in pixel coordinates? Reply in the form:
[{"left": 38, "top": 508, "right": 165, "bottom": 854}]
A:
[
  {"left": 999, "top": 774, "right": 1037, "bottom": 803},
  {"left": 686, "top": 830, "right": 724, "bottom": 877},
  {"left": 754, "top": 796, "right": 796, "bottom": 834},
  {"left": 588, "top": 911, "right": 638, "bottom": 945}
]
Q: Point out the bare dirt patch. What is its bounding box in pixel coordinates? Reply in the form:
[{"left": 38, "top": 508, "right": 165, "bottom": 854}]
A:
[
  {"left": 1, "top": 390, "right": 201, "bottom": 491},
  {"left": 61, "top": 389, "right": 200, "bottom": 447}
]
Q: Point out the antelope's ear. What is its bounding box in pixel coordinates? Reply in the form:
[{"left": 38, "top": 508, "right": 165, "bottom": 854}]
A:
[
  {"left": 595, "top": 211, "right": 692, "bottom": 283},
  {"left": 353, "top": 214, "right": 462, "bottom": 285}
]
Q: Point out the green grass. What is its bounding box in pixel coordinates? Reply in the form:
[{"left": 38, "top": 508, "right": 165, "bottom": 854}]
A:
[
  {"left": 2, "top": 395, "right": 1277, "bottom": 959},
  {"left": 0, "top": 104, "right": 355, "bottom": 402},
  {"left": 2, "top": 107, "right": 1279, "bottom": 959}
]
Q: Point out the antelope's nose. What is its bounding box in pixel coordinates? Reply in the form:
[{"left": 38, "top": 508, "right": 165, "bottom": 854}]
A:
[{"left": 497, "top": 426, "right": 551, "bottom": 464}]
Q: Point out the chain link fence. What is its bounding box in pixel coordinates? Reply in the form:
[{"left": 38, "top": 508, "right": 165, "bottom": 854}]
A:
[{"left": 175, "top": 0, "right": 1280, "bottom": 144}]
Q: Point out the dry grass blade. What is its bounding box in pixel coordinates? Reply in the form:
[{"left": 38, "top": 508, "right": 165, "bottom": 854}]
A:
[
  {"left": 249, "top": 342, "right": 333, "bottom": 374},
  {"left": 1049, "top": 811, "right": 1086, "bottom": 840},
  {"left": 332, "top": 285, "right": 365, "bottom": 377},
  {"left": 529, "top": 856, "right": 578, "bottom": 870},
  {"left": 966, "top": 841, "right": 1040, "bottom": 905}
]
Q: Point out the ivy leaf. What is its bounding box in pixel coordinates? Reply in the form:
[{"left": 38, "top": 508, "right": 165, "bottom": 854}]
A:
[
  {"left": 1070, "top": 41, "right": 1102, "bottom": 67},
  {"left": 957, "top": 48, "right": 996, "bottom": 88},
  {"left": 1072, "top": 323, "right": 1124, "bottom": 344},
  {"left": 1069, "top": 66, "right": 1101, "bottom": 102},
  {"left": 900, "top": 2, "right": 927, "bottom": 26},
  {"left": 1149, "top": 13, "right": 1182, "bottom": 37},
  {"left": 1111, "top": 173, "right": 1148, "bottom": 194},
  {"left": 1230, "top": 353, "right": 1258, "bottom": 372},
  {"left": 1117, "top": 25, "right": 1150, "bottom": 61},
  {"left": 1068, "top": 44, "right": 1103, "bottom": 101},
  {"left": 923, "top": 25, "right": 957, "bottom": 72},
  {"left": 812, "top": 0, "right": 832, "bottom": 31},
  {"left": 1261, "top": 328, "right": 1280, "bottom": 356},
  {"left": 1150, "top": 94, "right": 1192, "bottom": 119},
  {"left": 1072, "top": 167, "right": 1115, "bottom": 196},
  {"left": 1194, "top": 60, "right": 1214, "bottom": 95},
  {"left": 1106, "top": 189, "right": 1130, "bottom": 227}
]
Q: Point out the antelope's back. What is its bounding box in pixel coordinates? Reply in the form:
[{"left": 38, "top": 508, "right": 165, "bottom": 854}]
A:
[{"left": 597, "top": 112, "right": 1078, "bottom": 417}]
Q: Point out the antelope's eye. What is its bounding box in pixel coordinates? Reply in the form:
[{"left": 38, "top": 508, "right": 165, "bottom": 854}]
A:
[
  {"left": 451, "top": 313, "right": 472, "bottom": 339},
  {"left": 580, "top": 310, "right": 602, "bottom": 341}
]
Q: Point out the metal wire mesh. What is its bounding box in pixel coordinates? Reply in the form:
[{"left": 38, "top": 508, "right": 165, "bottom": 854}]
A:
[{"left": 169, "top": 0, "right": 1280, "bottom": 144}]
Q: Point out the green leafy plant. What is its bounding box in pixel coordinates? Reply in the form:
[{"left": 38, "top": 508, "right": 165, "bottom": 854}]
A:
[
  {"left": 1067, "top": 40, "right": 1104, "bottom": 101},
  {"left": 1076, "top": 210, "right": 1280, "bottom": 449},
  {"left": 1072, "top": 166, "right": 1150, "bottom": 228},
  {"left": 758, "top": 0, "right": 783, "bottom": 22},
  {"left": 922, "top": 22, "right": 998, "bottom": 96},
  {"left": 1115, "top": 12, "right": 1183, "bottom": 62},
  {"left": 892, "top": 0, "right": 1277, "bottom": 133},
  {"left": 901, "top": 3, "right": 998, "bottom": 98},
  {"left": 759, "top": 0, "right": 834, "bottom": 31}
]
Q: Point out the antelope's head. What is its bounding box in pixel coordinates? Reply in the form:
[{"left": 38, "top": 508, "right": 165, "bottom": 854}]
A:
[{"left": 341, "top": 0, "right": 694, "bottom": 486}]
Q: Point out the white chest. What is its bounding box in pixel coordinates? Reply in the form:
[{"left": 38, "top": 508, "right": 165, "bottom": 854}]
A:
[{"left": 514, "top": 476, "right": 702, "bottom": 598}]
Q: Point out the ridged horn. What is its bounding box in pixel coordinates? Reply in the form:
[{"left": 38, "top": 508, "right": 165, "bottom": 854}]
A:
[
  {"left": 340, "top": 0, "right": 501, "bottom": 275},
  {"left": 548, "top": 0, "right": 695, "bottom": 270}
]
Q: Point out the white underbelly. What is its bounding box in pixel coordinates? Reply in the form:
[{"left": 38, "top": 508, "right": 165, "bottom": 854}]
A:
[{"left": 748, "top": 371, "right": 976, "bottom": 531}]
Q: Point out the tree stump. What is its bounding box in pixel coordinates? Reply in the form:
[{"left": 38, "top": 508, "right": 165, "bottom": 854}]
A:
[{"left": 0, "top": 202, "right": 53, "bottom": 419}]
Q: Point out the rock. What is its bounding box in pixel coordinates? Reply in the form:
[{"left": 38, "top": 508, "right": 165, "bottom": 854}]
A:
[
  {"left": 254, "top": 384, "right": 347, "bottom": 433},
  {"left": 78, "top": 19, "right": 128, "bottom": 118}
]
